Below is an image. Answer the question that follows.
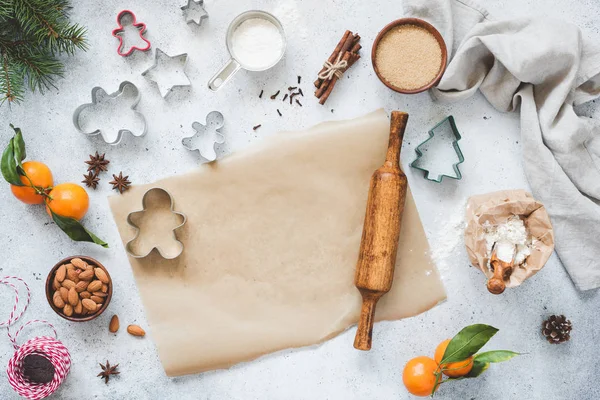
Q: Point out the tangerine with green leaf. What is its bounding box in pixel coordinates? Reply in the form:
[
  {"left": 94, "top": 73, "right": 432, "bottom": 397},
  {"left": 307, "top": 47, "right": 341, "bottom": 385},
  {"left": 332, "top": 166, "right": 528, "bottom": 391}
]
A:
[
  {"left": 434, "top": 338, "right": 474, "bottom": 377},
  {"left": 10, "top": 161, "right": 53, "bottom": 204},
  {"left": 45, "top": 183, "right": 89, "bottom": 220},
  {"left": 402, "top": 356, "right": 440, "bottom": 397}
]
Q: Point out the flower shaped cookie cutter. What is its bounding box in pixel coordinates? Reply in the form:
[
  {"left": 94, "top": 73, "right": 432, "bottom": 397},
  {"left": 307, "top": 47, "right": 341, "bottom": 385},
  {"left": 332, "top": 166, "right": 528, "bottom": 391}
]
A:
[
  {"left": 125, "top": 188, "right": 187, "bottom": 259},
  {"left": 111, "top": 10, "right": 151, "bottom": 57}
]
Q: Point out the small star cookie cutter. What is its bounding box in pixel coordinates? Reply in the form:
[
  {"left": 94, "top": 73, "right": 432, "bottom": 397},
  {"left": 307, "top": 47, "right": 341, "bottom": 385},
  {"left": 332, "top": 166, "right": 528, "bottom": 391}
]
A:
[
  {"left": 410, "top": 115, "right": 465, "bottom": 183},
  {"left": 72, "top": 81, "right": 147, "bottom": 145},
  {"left": 181, "top": 111, "right": 225, "bottom": 161},
  {"left": 142, "top": 48, "right": 191, "bottom": 98},
  {"left": 125, "top": 188, "right": 187, "bottom": 260},
  {"left": 181, "top": 0, "right": 208, "bottom": 26},
  {"left": 111, "top": 10, "right": 151, "bottom": 57}
]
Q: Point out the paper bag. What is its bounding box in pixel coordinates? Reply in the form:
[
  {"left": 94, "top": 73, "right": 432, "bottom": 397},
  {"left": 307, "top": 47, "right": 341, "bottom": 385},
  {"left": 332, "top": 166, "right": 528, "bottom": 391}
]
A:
[
  {"left": 109, "top": 109, "right": 446, "bottom": 376},
  {"left": 464, "top": 190, "right": 555, "bottom": 287}
]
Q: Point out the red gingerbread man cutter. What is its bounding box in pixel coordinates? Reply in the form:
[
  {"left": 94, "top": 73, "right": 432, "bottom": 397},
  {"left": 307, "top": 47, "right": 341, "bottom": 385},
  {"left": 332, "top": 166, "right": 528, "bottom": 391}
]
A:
[{"left": 111, "top": 10, "right": 151, "bottom": 57}]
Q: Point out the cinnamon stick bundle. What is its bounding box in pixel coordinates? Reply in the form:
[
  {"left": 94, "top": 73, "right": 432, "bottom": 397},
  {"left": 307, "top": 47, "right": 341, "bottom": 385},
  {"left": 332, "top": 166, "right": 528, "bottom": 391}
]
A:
[{"left": 314, "top": 31, "right": 361, "bottom": 105}]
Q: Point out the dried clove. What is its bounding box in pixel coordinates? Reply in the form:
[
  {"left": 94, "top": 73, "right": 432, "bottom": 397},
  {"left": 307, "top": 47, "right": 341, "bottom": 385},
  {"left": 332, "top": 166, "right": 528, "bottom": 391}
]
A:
[
  {"left": 295, "top": 99, "right": 303, "bottom": 107},
  {"left": 298, "top": 76, "right": 301, "bottom": 84},
  {"left": 288, "top": 86, "right": 297, "bottom": 91},
  {"left": 270, "top": 90, "right": 280, "bottom": 100},
  {"left": 259, "top": 89, "right": 264, "bottom": 99},
  {"left": 253, "top": 124, "right": 262, "bottom": 131},
  {"left": 282, "top": 93, "right": 289, "bottom": 102},
  {"left": 298, "top": 88, "right": 304, "bottom": 97},
  {"left": 277, "top": 109, "right": 282, "bottom": 116}
]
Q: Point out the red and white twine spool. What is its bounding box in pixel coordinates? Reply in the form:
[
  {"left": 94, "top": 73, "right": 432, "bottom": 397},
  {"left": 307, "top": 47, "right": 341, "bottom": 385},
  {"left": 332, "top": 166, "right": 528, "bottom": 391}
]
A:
[{"left": 1, "top": 276, "right": 71, "bottom": 400}]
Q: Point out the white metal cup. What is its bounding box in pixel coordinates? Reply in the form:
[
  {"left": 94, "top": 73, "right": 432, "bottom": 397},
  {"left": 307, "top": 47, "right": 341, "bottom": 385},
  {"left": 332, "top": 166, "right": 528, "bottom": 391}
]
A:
[{"left": 208, "top": 10, "right": 286, "bottom": 91}]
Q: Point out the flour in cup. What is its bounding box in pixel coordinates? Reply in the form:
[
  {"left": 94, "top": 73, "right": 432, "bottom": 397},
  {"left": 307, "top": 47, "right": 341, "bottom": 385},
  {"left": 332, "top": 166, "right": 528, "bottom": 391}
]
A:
[{"left": 231, "top": 18, "right": 284, "bottom": 70}]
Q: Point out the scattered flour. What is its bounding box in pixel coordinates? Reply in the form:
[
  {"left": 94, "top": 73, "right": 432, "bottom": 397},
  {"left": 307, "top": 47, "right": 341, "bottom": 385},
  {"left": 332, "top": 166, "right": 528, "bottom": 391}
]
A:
[
  {"left": 429, "top": 203, "right": 467, "bottom": 276},
  {"left": 483, "top": 216, "right": 533, "bottom": 265}
]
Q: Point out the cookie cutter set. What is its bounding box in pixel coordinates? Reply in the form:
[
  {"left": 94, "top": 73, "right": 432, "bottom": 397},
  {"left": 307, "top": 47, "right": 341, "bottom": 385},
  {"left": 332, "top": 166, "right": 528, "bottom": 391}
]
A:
[
  {"left": 111, "top": 10, "right": 151, "bottom": 57},
  {"left": 410, "top": 116, "right": 465, "bottom": 183},
  {"left": 125, "top": 188, "right": 187, "bottom": 259}
]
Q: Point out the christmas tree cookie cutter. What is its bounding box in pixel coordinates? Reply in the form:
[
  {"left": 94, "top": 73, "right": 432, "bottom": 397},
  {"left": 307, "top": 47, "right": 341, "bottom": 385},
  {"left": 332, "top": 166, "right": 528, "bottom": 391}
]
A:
[
  {"left": 181, "top": 111, "right": 225, "bottom": 161},
  {"left": 111, "top": 10, "right": 151, "bottom": 57},
  {"left": 73, "top": 81, "right": 147, "bottom": 145},
  {"left": 125, "top": 188, "right": 187, "bottom": 259},
  {"left": 409, "top": 116, "right": 464, "bottom": 183}
]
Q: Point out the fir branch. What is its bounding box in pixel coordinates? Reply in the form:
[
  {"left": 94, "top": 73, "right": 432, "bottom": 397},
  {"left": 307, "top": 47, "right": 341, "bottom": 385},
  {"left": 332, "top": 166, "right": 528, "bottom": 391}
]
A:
[
  {"left": 12, "top": 46, "right": 63, "bottom": 91},
  {"left": 0, "top": 49, "right": 24, "bottom": 103},
  {"left": 0, "top": 1, "right": 13, "bottom": 18}
]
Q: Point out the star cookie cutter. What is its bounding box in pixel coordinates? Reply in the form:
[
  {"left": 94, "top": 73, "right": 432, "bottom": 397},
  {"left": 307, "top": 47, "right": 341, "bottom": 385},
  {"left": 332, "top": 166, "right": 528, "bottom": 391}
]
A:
[
  {"left": 111, "top": 10, "right": 151, "bottom": 57},
  {"left": 410, "top": 115, "right": 465, "bottom": 183},
  {"left": 125, "top": 188, "right": 187, "bottom": 259},
  {"left": 182, "top": 111, "right": 225, "bottom": 161},
  {"left": 73, "top": 81, "right": 147, "bottom": 145},
  {"left": 181, "top": 0, "right": 208, "bottom": 26},
  {"left": 142, "top": 48, "right": 191, "bottom": 98}
]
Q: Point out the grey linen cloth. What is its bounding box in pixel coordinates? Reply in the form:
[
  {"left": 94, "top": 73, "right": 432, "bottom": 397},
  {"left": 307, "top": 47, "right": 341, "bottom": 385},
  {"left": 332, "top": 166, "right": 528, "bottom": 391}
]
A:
[{"left": 404, "top": 0, "right": 600, "bottom": 290}]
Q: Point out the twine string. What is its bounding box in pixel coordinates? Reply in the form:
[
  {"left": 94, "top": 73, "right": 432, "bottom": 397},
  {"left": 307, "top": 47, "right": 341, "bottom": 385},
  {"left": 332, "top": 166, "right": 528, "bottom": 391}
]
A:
[{"left": 318, "top": 52, "right": 348, "bottom": 81}]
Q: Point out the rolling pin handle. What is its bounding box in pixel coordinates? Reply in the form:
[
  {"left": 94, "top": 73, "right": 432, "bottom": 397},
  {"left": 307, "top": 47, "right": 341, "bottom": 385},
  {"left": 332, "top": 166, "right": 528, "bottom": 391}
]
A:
[{"left": 354, "top": 292, "right": 379, "bottom": 351}]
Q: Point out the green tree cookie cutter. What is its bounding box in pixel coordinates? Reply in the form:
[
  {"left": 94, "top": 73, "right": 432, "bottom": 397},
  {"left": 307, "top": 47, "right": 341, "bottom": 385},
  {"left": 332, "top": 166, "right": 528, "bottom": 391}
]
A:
[{"left": 410, "top": 116, "right": 464, "bottom": 183}]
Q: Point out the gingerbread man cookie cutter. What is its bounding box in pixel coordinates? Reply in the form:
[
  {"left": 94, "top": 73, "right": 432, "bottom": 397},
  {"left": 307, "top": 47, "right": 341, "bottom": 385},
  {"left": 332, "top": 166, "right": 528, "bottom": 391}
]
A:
[
  {"left": 125, "top": 188, "right": 187, "bottom": 260},
  {"left": 181, "top": 111, "right": 225, "bottom": 161},
  {"left": 112, "top": 10, "right": 151, "bottom": 57}
]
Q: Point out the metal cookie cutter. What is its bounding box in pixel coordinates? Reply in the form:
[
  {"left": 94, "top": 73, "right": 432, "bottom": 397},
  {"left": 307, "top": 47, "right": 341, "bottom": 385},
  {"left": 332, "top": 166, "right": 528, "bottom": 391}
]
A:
[
  {"left": 142, "top": 48, "right": 191, "bottom": 98},
  {"left": 112, "top": 10, "right": 151, "bottom": 57},
  {"left": 73, "top": 81, "right": 147, "bottom": 145},
  {"left": 125, "top": 188, "right": 187, "bottom": 259},
  {"left": 181, "top": 0, "right": 208, "bottom": 26},
  {"left": 182, "top": 111, "right": 225, "bottom": 161},
  {"left": 410, "top": 116, "right": 465, "bottom": 183}
]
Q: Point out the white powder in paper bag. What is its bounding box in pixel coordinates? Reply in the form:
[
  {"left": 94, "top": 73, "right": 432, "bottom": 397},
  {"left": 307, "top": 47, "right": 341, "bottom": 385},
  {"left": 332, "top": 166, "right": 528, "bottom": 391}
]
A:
[{"left": 483, "top": 216, "right": 533, "bottom": 265}]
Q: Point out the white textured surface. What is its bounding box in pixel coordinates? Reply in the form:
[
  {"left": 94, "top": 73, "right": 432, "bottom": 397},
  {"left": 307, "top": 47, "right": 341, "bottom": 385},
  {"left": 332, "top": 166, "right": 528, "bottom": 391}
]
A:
[{"left": 0, "top": 0, "right": 599, "bottom": 399}]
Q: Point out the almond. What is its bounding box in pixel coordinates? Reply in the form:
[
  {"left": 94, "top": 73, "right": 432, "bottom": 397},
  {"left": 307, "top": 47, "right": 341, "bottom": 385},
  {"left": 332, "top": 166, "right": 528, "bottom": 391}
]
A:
[
  {"left": 101, "top": 284, "right": 108, "bottom": 293},
  {"left": 78, "top": 269, "right": 94, "bottom": 281},
  {"left": 63, "top": 304, "right": 73, "bottom": 317},
  {"left": 59, "top": 287, "right": 69, "bottom": 302},
  {"left": 90, "top": 295, "right": 104, "bottom": 304},
  {"left": 61, "top": 279, "right": 76, "bottom": 289},
  {"left": 66, "top": 268, "right": 79, "bottom": 282},
  {"left": 87, "top": 280, "right": 102, "bottom": 293},
  {"left": 92, "top": 291, "right": 108, "bottom": 298},
  {"left": 80, "top": 291, "right": 91, "bottom": 299},
  {"left": 75, "top": 280, "right": 88, "bottom": 293},
  {"left": 127, "top": 325, "right": 145, "bottom": 337},
  {"left": 82, "top": 298, "right": 96, "bottom": 311},
  {"left": 52, "top": 277, "right": 60, "bottom": 291},
  {"left": 67, "top": 287, "right": 79, "bottom": 306},
  {"left": 71, "top": 258, "right": 87, "bottom": 269},
  {"left": 55, "top": 265, "right": 66, "bottom": 282},
  {"left": 65, "top": 263, "right": 74, "bottom": 270},
  {"left": 94, "top": 268, "right": 109, "bottom": 284},
  {"left": 74, "top": 300, "right": 83, "bottom": 315},
  {"left": 109, "top": 315, "right": 119, "bottom": 333},
  {"left": 53, "top": 291, "right": 65, "bottom": 308},
  {"left": 95, "top": 303, "right": 103, "bottom": 311}
]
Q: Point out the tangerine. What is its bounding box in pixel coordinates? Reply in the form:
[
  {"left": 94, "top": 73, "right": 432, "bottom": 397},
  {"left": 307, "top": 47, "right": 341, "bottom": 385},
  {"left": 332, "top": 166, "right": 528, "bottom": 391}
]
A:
[
  {"left": 45, "top": 183, "right": 89, "bottom": 220},
  {"left": 434, "top": 339, "right": 474, "bottom": 378},
  {"left": 402, "top": 356, "right": 440, "bottom": 397},
  {"left": 10, "top": 161, "right": 53, "bottom": 204}
]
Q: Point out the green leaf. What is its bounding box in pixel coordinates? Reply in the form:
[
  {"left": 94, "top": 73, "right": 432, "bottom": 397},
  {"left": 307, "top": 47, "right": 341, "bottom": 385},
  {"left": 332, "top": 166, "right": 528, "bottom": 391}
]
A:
[
  {"left": 474, "top": 350, "right": 520, "bottom": 364},
  {"left": 1, "top": 137, "right": 24, "bottom": 185},
  {"left": 50, "top": 210, "right": 108, "bottom": 248},
  {"left": 441, "top": 324, "right": 499, "bottom": 364},
  {"left": 10, "top": 124, "right": 26, "bottom": 168},
  {"left": 465, "top": 359, "right": 490, "bottom": 378}
]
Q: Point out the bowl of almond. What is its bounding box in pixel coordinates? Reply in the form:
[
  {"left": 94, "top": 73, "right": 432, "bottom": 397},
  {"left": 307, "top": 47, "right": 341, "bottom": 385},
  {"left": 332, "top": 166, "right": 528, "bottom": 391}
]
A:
[{"left": 45, "top": 256, "right": 113, "bottom": 322}]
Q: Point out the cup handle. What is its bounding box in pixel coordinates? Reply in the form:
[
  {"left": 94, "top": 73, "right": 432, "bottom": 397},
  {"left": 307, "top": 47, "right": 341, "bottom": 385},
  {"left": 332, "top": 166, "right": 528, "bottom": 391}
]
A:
[{"left": 208, "top": 58, "right": 241, "bottom": 91}]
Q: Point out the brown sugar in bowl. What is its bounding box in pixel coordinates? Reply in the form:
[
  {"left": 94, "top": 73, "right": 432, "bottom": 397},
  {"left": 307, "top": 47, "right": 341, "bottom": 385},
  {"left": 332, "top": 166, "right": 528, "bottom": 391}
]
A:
[
  {"left": 372, "top": 18, "right": 448, "bottom": 94},
  {"left": 45, "top": 256, "right": 113, "bottom": 322}
]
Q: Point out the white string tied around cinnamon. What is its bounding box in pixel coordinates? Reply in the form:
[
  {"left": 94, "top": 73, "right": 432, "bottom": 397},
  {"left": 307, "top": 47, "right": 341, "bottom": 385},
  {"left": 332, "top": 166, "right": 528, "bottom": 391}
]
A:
[{"left": 318, "top": 52, "right": 348, "bottom": 81}]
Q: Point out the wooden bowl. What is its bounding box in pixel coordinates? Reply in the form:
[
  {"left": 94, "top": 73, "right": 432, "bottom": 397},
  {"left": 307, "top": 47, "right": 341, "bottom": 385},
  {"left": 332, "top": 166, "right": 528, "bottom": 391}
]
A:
[
  {"left": 371, "top": 18, "right": 448, "bottom": 94},
  {"left": 45, "top": 256, "right": 113, "bottom": 322}
]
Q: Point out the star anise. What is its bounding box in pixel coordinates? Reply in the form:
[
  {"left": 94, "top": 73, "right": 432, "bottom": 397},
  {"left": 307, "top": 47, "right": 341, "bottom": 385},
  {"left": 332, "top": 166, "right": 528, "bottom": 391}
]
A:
[
  {"left": 85, "top": 151, "right": 110, "bottom": 174},
  {"left": 109, "top": 172, "right": 131, "bottom": 194},
  {"left": 82, "top": 171, "right": 100, "bottom": 189},
  {"left": 97, "top": 360, "right": 120, "bottom": 384}
]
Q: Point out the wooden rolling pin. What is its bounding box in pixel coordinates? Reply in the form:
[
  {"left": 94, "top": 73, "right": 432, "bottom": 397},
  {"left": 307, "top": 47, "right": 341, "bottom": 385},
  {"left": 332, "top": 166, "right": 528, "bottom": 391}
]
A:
[{"left": 353, "top": 111, "right": 409, "bottom": 351}]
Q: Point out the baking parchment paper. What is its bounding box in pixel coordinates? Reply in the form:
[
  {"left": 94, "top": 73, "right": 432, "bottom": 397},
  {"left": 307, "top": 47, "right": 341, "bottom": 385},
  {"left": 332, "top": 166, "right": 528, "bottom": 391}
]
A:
[
  {"left": 109, "top": 109, "right": 446, "bottom": 376},
  {"left": 464, "top": 189, "right": 555, "bottom": 287}
]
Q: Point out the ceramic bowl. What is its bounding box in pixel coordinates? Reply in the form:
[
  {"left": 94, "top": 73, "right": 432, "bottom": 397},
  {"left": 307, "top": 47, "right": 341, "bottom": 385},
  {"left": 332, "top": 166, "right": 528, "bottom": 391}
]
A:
[
  {"left": 45, "top": 256, "right": 113, "bottom": 322},
  {"left": 372, "top": 18, "right": 448, "bottom": 94}
]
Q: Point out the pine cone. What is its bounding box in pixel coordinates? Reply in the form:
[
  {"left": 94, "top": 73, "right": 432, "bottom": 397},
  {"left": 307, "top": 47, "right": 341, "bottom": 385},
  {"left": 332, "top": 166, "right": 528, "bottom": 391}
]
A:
[{"left": 542, "top": 315, "right": 572, "bottom": 344}]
